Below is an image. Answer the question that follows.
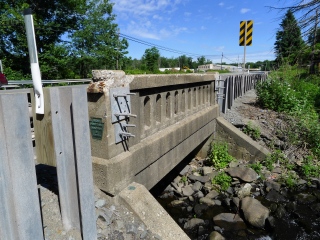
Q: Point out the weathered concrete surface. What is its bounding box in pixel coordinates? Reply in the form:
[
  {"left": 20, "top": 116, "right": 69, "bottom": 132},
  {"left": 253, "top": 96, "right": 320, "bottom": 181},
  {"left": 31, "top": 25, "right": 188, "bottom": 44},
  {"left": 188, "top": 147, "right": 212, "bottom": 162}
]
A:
[
  {"left": 92, "top": 104, "right": 219, "bottom": 195},
  {"left": 117, "top": 182, "right": 190, "bottom": 240},
  {"left": 215, "top": 117, "right": 270, "bottom": 161}
]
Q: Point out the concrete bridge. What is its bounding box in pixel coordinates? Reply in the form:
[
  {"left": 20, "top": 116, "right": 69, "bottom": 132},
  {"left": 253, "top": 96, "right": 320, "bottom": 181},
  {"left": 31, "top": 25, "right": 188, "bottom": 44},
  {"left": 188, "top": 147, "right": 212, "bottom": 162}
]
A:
[
  {"left": 1, "top": 71, "right": 268, "bottom": 239},
  {"left": 83, "top": 71, "right": 268, "bottom": 196}
]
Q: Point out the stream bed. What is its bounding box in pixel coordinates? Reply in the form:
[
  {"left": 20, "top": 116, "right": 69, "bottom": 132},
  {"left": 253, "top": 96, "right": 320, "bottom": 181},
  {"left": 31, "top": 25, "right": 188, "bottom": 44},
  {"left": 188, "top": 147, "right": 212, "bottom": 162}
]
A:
[{"left": 151, "top": 157, "right": 320, "bottom": 240}]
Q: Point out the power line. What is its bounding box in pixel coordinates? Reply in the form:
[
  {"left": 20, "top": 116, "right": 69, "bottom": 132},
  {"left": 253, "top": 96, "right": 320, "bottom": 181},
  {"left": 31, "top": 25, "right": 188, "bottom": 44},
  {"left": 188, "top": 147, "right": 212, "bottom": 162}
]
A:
[{"left": 120, "top": 33, "right": 220, "bottom": 58}]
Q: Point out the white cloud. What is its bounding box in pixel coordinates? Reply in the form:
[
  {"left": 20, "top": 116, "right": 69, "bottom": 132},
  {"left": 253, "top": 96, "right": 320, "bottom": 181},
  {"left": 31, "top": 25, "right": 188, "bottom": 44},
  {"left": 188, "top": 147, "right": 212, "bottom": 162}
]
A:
[
  {"left": 219, "top": 2, "right": 224, "bottom": 7},
  {"left": 240, "top": 8, "right": 250, "bottom": 14},
  {"left": 184, "top": 12, "right": 192, "bottom": 16},
  {"left": 215, "top": 46, "right": 225, "bottom": 52},
  {"left": 113, "top": 0, "right": 182, "bottom": 16},
  {"left": 153, "top": 14, "right": 163, "bottom": 20},
  {"left": 200, "top": 26, "right": 206, "bottom": 30}
]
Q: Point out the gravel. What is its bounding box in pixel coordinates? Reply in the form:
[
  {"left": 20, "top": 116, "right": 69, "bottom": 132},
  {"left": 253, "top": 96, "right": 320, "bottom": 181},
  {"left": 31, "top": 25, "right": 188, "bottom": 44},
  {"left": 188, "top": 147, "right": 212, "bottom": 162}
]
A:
[{"left": 36, "top": 164, "right": 160, "bottom": 240}]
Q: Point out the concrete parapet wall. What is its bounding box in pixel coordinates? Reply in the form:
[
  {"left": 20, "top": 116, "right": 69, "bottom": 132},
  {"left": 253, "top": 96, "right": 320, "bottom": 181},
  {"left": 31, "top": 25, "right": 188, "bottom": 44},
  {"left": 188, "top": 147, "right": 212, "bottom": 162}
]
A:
[
  {"left": 215, "top": 117, "right": 270, "bottom": 161},
  {"left": 92, "top": 104, "right": 219, "bottom": 195},
  {"left": 88, "top": 71, "right": 220, "bottom": 195}
]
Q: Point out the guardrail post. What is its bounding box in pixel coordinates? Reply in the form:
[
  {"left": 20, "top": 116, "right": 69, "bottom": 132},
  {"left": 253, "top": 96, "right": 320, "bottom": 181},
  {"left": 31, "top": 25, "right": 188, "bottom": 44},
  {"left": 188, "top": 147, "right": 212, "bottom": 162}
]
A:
[
  {"left": 50, "top": 86, "right": 97, "bottom": 239},
  {"left": 0, "top": 92, "right": 43, "bottom": 240}
]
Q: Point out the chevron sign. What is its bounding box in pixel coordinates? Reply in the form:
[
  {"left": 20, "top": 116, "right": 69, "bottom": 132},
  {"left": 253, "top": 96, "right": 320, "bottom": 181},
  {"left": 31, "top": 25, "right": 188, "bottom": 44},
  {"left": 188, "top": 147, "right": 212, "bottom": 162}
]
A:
[{"left": 239, "top": 20, "right": 253, "bottom": 46}]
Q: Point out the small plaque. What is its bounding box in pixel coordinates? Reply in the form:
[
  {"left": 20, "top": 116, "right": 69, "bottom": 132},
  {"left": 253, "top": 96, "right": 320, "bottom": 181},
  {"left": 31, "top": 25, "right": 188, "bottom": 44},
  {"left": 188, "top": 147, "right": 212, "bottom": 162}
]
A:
[{"left": 89, "top": 118, "right": 104, "bottom": 140}]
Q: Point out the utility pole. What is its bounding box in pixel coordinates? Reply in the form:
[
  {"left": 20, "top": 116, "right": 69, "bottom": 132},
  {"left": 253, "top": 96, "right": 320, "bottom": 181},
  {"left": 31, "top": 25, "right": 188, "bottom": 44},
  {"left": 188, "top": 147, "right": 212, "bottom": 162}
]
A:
[
  {"left": 116, "top": 28, "right": 120, "bottom": 70},
  {"left": 221, "top": 52, "right": 223, "bottom": 70}
]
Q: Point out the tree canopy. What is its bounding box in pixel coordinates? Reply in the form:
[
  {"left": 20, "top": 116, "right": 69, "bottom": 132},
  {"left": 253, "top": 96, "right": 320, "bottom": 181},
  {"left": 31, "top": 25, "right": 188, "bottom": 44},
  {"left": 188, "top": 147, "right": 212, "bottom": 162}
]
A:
[
  {"left": 0, "top": 0, "right": 128, "bottom": 79},
  {"left": 274, "top": 10, "right": 304, "bottom": 65}
]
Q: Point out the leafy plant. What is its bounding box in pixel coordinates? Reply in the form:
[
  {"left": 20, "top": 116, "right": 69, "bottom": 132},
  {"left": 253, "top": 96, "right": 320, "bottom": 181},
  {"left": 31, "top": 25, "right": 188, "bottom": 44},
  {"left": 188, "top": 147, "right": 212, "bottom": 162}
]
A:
[
  {"left": 279, "top": 171, "right": 297, "bottom": 189},
  {"left": 211, "top": 172, "right": 232, "bottom": 191},
  {"left": 301, "top": 156, "right": 320, "bottom": 178},
  {"left": 243, "top": 121, "right": 261, "bottom": 140},
  {"left": 208, "top": 142, "right": 234, "bottom": 169},
  {"left": 263, "top": 150, "right": 287, "bottom": 171},
  {"left": 180, "top": 176, "right": 188, "bottom": 183},
  {"left": 249, "top": 161, "right": 263, "bottom": 174}
]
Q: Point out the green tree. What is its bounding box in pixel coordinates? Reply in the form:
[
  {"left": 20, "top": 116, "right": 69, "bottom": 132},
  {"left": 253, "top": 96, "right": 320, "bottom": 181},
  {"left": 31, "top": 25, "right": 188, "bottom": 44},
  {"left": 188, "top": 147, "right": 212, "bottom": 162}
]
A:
[
  {"left": 69, "top": 0, "right": 128, "bottom": 77},
  {"left": 197, "top": 56, "right": 206, "bottom": 65},
  {"left": 0, "top": 0, "right": 84, "bottom": 77},
  {"left": 142, "top": 47, "right": 160, "bottom": 73},
  {"left": 274, "top": 10, "right": 304, "bottom": 65}
]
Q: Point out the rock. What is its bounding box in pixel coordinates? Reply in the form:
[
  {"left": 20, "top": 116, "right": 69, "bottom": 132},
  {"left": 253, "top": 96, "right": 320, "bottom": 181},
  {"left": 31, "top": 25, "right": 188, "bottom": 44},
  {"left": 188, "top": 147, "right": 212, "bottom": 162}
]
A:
[
  {"left": 203, "top": 182, "right": 213, "bottom": 192},
  {"left": 194, "top": 204, "right": 209, "bottom": 216},
  {"left": 295, "top": 193, "right": 317, "bottom": 204},
  {"left": 226, "top": 167, "right": 259, "bottom": 182},
  {"left": 95, "top": 199, "right": 106, "bottom": 208},
  {"left": 265, "top": 189, "right": 287, "bottom": 202},
  {"left": 285, "top": 201, "right": 297, "bottom": 212},
  {"left": 265, "top": 180, "right": 281, "bottom": 192},
  {"left": 180, "top": 165, "right": 191, "bottom": 176},
  {"left": 297, "top": 179, "right": 307, "bottom": 186},
  {"left": 214, "top": 200, "right": 222, "bottom": 205},
  {"left": 126, "top": 223, "right": 138, "bottom": 234},
  {"left": 275, "top": 204, "right": 286, "bottom": 218},
  {"left": 266, "top": 216, "right": 276, "bottom": 229},
  {"left": 183, "top": 218, "right": 205, "bottom": 230},
  {"left": 237, "top": 183, "right": 252, "bottom": 198},
  {"left": 194, "top": 191, "right": 204, "bottom": 198},
  {"left": 208, "top": 231, "right": 225, "bottom": 240},
  {"left": 182, "top": 185, "right": 194, "bottom": 196},
  {"left": 241, "top": 197, "right": 269, "bottom": 228},
  {"left": 202, "top": 166, "right": 213, "bottom": 175},
  {"left": 229, "top": 161, "right": 239, "bottom": 168},
  {"left": 170, "top": 200, "right": 187, "bottom": 207},
  {"left": 171, "top": 182, "right": 182, "bottom": 193},
  {"left": 199, "top": 197, "right": 216, "bottom": 206},
  {"left": 173, "top": 176, "right": 182, "bottom": 184},
  {"left": 192, "top": 181, "right": 202, "bottom": 192},
  {"left": 205, "top": 190, "right": 219, "bottom": 199},
  {"left": 188, "top": 174, "right": 210, "bottom": 183},
  {"left": 213, "top": 213, "right": 247, "bottom": 231},
  {"left": 207, "top": 171, "right": 219, "bottom": 180}
]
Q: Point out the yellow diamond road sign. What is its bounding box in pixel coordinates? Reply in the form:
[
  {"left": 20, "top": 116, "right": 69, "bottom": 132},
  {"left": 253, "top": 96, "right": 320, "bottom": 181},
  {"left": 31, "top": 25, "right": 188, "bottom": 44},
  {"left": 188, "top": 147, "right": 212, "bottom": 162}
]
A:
[{"left": 239, "top": 20, "right": 253, "bottom": 46}]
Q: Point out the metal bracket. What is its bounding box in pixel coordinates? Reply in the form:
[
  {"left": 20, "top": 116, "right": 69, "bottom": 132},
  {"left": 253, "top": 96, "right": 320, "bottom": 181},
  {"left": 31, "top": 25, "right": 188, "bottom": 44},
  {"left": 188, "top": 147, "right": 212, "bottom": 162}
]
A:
[
  {"left": 114, "top": 120, "right": 136, "bottom": 143},
  {"left": 110, "top": 87, "right": 137, "bottom": 143},
  {"left": 110, "top": 87, "right": 136, "bottom": 123}
]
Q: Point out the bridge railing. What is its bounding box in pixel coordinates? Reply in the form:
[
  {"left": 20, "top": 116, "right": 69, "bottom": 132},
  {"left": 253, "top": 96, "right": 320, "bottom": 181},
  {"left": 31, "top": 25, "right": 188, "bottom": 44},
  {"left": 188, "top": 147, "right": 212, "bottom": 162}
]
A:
[
  {"left": 87, "top": 72, "right": 219, "bottom": 160},
  {"left": 217, "top": 72, "right": 268, "bottom": 113},
  {"left": 0, "top": 86, "right": 97, "bottom": 240}
]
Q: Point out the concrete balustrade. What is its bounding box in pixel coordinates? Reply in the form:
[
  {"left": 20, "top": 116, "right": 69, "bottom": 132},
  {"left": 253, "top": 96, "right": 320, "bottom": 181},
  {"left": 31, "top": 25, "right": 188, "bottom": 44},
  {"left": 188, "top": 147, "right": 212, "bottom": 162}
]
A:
[
  {"left": 87, "top": 71, "right": 219, "bottom": 195},
  {"left": 86, "top": 71, "right": 267, "bottom": 196}
]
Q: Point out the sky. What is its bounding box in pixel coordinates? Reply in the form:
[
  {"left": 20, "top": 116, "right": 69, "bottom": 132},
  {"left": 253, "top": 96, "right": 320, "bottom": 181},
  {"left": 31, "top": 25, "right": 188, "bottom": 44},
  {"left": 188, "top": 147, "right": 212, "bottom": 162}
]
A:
[{"left": 111, "top": 0, "right": 299, "bottom": 64}]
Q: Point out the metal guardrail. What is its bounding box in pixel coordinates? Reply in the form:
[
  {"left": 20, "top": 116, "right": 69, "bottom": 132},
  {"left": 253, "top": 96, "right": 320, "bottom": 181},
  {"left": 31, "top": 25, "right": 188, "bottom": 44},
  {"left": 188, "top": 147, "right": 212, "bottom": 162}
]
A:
[{"left": 7, "top": 79, "right": 92, "bottom": 85}]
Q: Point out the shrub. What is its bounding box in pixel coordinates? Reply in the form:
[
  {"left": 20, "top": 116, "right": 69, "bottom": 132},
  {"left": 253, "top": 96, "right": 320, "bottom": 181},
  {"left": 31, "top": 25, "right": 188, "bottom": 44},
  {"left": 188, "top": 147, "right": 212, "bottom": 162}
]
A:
[
  {"left": 208, "top": 142, "right": 234, "bottom": 169},
  {"left": 211, "top": 172, "right": 232, "bottom": 191}
]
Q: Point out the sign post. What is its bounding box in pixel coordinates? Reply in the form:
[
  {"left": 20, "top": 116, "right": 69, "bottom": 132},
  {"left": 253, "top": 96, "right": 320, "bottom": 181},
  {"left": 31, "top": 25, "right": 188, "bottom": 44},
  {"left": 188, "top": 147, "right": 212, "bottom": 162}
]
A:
[
  {"left": 24, "top": 8, "right": 44, "bottom": 114},
  {"left": 239, "top": 20, "right": 253, "bottom": 72}
]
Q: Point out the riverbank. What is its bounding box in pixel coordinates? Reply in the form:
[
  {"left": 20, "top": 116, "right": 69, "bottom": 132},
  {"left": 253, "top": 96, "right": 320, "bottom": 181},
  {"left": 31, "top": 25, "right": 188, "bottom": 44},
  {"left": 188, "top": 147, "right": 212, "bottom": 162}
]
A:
[{"left": 154, "top": 89, "right": 320, "bottom": 239}]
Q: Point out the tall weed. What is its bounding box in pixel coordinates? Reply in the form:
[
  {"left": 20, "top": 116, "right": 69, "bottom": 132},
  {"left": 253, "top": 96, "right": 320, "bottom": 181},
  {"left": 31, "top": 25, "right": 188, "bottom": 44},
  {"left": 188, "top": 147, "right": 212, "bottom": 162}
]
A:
[{"left": 256, "top": 66, "right": 320, "bottom": 158}]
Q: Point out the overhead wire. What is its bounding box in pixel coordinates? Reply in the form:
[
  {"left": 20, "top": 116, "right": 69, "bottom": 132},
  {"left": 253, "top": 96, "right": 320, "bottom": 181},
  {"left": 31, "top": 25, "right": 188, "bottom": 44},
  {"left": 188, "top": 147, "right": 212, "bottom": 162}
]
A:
[{"left": 119, "top": 33, "right": 221, "bottom": 58}]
